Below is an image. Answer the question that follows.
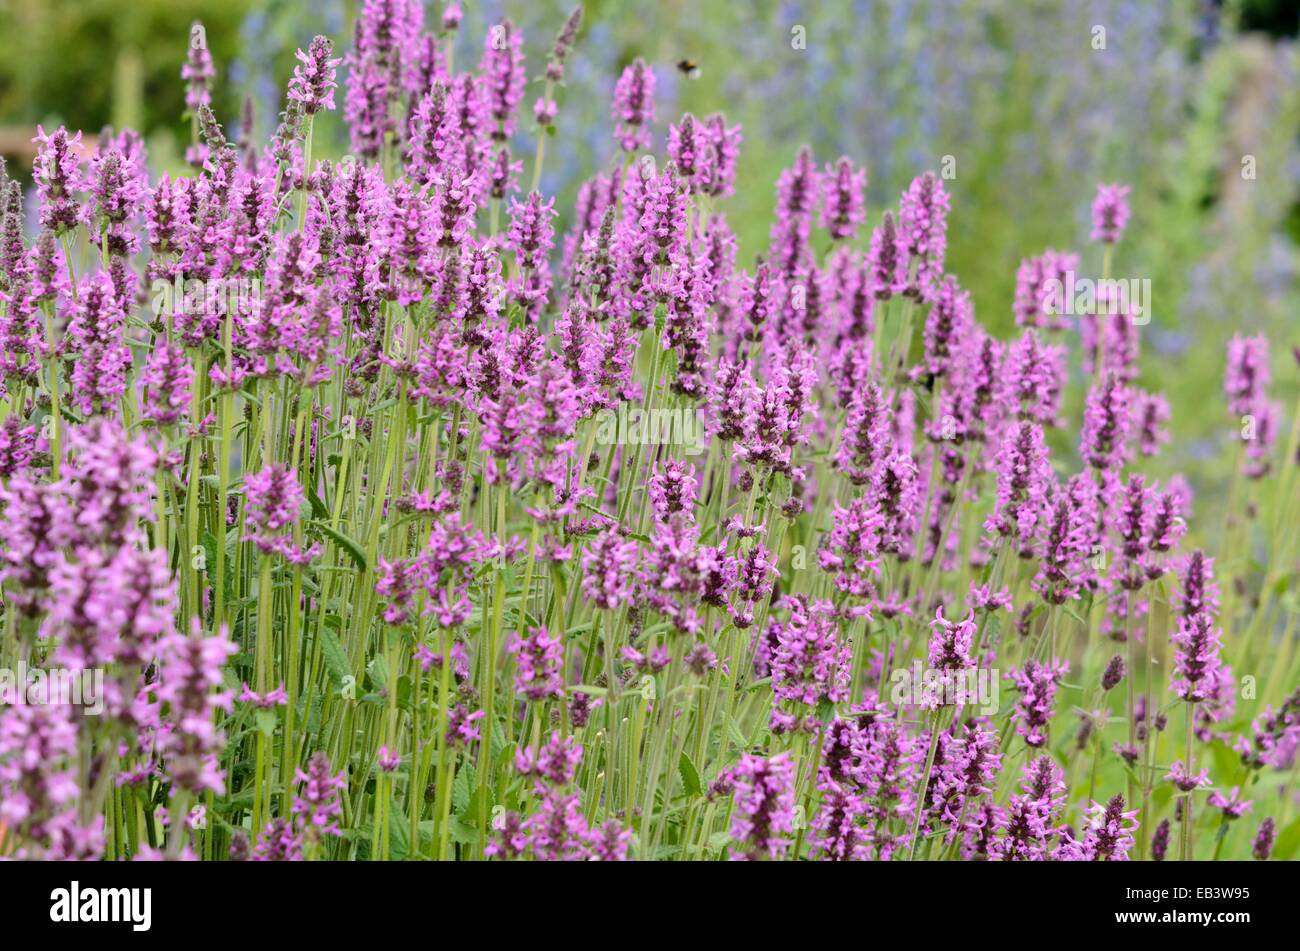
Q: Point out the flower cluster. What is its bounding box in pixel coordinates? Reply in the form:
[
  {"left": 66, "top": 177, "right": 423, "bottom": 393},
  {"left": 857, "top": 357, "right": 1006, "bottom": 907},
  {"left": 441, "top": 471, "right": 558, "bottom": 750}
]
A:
[{"left": 0, "top": 5, "right": 1288, "bottom": 867}]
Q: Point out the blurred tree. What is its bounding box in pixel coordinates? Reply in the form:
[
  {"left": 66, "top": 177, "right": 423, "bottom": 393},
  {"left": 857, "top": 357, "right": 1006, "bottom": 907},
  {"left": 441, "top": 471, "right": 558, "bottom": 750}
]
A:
[
  {"left": 0, "top": 0, "right": 251, "bottom": 158},
  {"left": 1238, "top": 0, "right": 1300, "bottom": 37}
]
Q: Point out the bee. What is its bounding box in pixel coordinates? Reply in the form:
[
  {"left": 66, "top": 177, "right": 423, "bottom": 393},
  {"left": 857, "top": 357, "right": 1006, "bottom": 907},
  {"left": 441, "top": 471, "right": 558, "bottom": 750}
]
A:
[{"left": 675, "top": 58, "right": 702, "bottom": 80}]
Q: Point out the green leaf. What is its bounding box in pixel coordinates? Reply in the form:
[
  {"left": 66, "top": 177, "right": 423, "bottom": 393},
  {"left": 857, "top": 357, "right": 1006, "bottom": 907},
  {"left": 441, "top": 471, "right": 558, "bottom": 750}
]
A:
[
  {"left": 452, "top": 763, "right": 475, "bottom": 814},
  {"left": 306, "top": 693, "right": 324, "bottom": 734},
  {"left": 317, "top": 624, "right": 351, "bottom": 688},
  {"left": 725, "top": 713, "right": 746, "bottom": 749},
  {"left": 395, "top": 674, "right": 413, "bottom": 712},
  {"left": 366, "top": 657, "right": 388, "bottom": 692},
  {"left": 678, "top": 752, "right": 702, "bottom": 798},
  {"left": 1210, "top": 739, "right": 1239, "bottom": 780},
  {"left": 306, "top": 483, "right": 330, "bottom": 521},
  {"left": 201, "top": 530, "right": 219, "bottom": 574},
  {"left": 1273, "top": 815, "right": 1300, "bottom": 861},
  {"left": 707, "top": 830, "right": 732, "bottom": 852},
  {"left": 309, "top": 520, "right": 367, "bottom": 571},
  {"left": 201, "top": 529, "right": 234, "bottom": 607},
  {"left": 254, "top": 708, "right": 278, "bottom": 738},
  {"left": 448, "top": 815, "right": 478, "bottom": 846},
  {"left": 387, "top": 810, "right": 410, "bottom": 860}
]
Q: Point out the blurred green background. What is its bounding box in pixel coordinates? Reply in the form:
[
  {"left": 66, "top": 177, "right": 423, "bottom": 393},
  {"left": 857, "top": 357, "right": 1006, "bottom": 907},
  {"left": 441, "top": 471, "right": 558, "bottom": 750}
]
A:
[{"left": 0, "top": 0, "right": 1296, "bottom": 522}]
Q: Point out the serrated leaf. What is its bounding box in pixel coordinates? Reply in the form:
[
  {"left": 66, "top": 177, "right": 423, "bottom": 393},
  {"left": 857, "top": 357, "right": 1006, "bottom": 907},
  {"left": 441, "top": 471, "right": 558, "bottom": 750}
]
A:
[
  {"left": 201, "top": 529, "right": 234, "bottom": 607},
  {"left": 201, "top": 530, "right": 219, "bottom": 575},
  {"left": 452, "top": 763, "right": 474, "bottom": 813},
  {"left": 309, "top": 520, "right": 367, "bottom": 571},
  {"left": 366, "top": 657, "right": 388, "bottom": 691},
  {"left": 387, "top": 810, "right": 410, "bottom": 860},
  {"left": 448, "top": 815, "right": 478, "bottom": 846},
  {"left": 725, "top": 714, "right": 746, "bottom": 748},
  {"left": 318, "top": 624, "right": 351, "bottom": 688},
  {"left": 306, "top": 483, "right": 330, "bottom": 520},
  {"left": 678, "top": 752, "right": 702, "bottom": 798}
]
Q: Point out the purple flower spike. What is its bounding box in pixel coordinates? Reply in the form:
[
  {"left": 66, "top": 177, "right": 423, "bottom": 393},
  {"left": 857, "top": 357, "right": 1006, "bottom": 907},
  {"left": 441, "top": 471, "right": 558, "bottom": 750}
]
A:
[
  {"left": 928, "top": 608, "right": 977, "bottom": 672},
  {"left": 481, "top": 19, "right": 527, "bottom": 140},
  {"left": 32, "top": 126, "right": 86, "bottom": 235},
  {"left": 771, "top": 596, "right": 851, "bottom": 708},
  {"left": 899, "top": 171, "right": 950, "bottom": 301},
  {"left": 1055, "top": 795, "right": 1137, "bottom": 860},
  {"left": 507, "top": 627, "right": 564, "bottom": 701},
  {"left": 1171, "top": 613, "right": 1223, "bottom": 703},
  {"left": 820, "top": 156, "right": 867, "bottom": 241},
  {"left": 725, "top": 753, "right": 795, "bottom": 861},
  {"left": 1090, "top": 183, "right": 1131, "bottom": 244},
  {"left": 1080, "top": 372, "right": 1132, "bottom": 470},
  {"left": 1010, "top": 659, "right": 1068, "bottom": 748},
  {"left": 612, "top": 58, "right": 655, "bottom": 153},
  {"left": 985, "top": 420, "right": 1051, "bottom": 556},
  {"left": 289, "top": 36, "right": 342, "bottom": 115},
  {"left": 182, "top": 24, "right": 216, "bottom": 112},
  {"left": 1253, "top": 817, "right": 1276, "bottom": 860},
  {"left": 293, "top": 752, "right": 346, "bottom": 843}
]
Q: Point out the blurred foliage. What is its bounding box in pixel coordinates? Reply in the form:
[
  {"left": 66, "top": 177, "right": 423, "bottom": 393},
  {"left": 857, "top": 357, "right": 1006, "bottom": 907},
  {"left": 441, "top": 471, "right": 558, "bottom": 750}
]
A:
[{"left": 0, "top": 0, "right": 251, "bottom": 142}]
